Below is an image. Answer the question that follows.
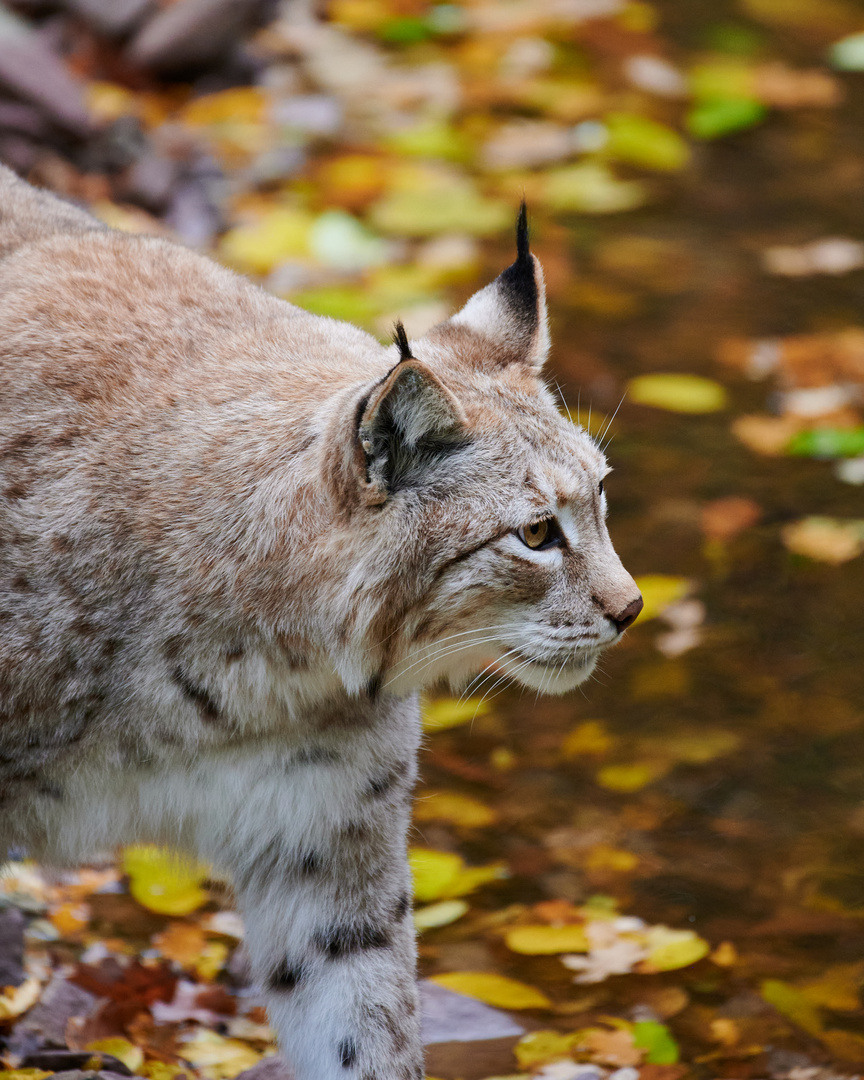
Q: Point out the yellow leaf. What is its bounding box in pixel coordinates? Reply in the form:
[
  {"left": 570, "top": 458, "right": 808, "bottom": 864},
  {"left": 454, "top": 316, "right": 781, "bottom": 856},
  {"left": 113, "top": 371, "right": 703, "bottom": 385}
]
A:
[
  {"left": 413, "top": 900, "right": 469, "bottom": 931},
  {"left": 86, "top": 81, "right": 137, "bottom": 123},
  {"left": 641, "top": 730, "right": 740, "bottom": 765},
  {"left": 0, "top": 1072, "right": 53, "bottom": 1080},
  {"left": 219, "top": 208, "right": 312, "bottom": 276},
  {"left": 596, "top": 762, "right": 668, "bottom": 792},
  {"left": 414, "top": 790, "right": 497, "bottom": 828},
  {"left": 514, "top": 1029, "right": 582, "bottom": 1067},
  {"left": 409, "top": 848, "right": 463, "bottom": 903},
  {"left": 710, "top": 941, "right": 738, "bottom": 967},
  {"left": 181, "top": 87, "right": 267, "bottom": 128},
  {"left": 0, "top": 977, "right": 40, "bottom": 1020},
  {"left": 429, "top": 972, "right": 551, "bottom": 1010},
  {"left": 180, "top": 1031, "right": 264, "bottom": 1080},
  {"left": 799, "top": 961, "right": 864, "bottom": 1011},
  {"left": 562, "top": 720, "right": 615, "bottom": 758},
  {"left": 585, "top": 845, "right": 639, "bottom": 872},
  {"left": 641, "top": 926, "right": 711, "bottom": 972},
  {"left": 123, "top": 845, "right": 210, "bottom": 917},
  {"left": 505, "top": 924, "right": 590, "bottom": 955},
  {"left": 761, "top": 979, "right": 823, "bottom": 1036},
  {"left": 140, "top": 1064, "right": 190, "bottom": 1080},
  {"left": 448, "top": 863, "right": 508, "bottom": 898},
  {"left": 820, "top": 1030, "right": 864, "bottom": 1065},
  {"left": 195, "top": 940, "right": 229, "bottom": 981},
  {"left": 633, "top": 575, "right": 692, "bottom": 620},
  {"left": 628, "top": 374, "right": 728, "bottom": 414},
  {"left": 421, "top": 696, "right": 491, "bottom": 732},
  {"left": 86, "top": 1039, "right": 144, "bottom": 1073}
]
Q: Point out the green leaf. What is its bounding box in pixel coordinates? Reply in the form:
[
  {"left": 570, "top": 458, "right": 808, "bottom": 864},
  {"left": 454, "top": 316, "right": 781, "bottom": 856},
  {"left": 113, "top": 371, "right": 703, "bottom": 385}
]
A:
[
  {"left": 687, "top": 97, "right": 767, "bottom": 139},
  {"left": 787, "top": 427, "right": 864, "bottom": 459},
  {"left": 605, "top": 113, "right": 690, "bottom": 172},
  {"left": 632, "top": 1021, "right": 680, "bottom": 1064}
]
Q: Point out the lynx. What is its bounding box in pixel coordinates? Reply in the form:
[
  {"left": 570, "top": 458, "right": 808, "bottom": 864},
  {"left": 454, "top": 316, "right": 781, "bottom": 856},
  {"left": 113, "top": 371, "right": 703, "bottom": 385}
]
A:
[{"left": 0, "top": 164, "right": 642, "bottom": 1080}]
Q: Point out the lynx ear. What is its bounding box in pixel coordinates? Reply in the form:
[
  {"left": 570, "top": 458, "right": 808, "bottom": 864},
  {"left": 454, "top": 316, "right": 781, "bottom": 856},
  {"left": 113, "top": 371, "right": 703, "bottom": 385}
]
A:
[
  {"left": 446, "top": 202, "right": 550, "bottom": 370},
  {"left": 359, "top": 347, "right": 465, "bottom": 496}
]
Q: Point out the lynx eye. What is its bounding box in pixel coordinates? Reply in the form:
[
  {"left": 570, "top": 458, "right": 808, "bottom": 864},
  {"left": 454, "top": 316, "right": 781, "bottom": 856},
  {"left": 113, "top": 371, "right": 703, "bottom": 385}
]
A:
[{"left": 517, "top": 518, "right": 560, "bottom": 550}]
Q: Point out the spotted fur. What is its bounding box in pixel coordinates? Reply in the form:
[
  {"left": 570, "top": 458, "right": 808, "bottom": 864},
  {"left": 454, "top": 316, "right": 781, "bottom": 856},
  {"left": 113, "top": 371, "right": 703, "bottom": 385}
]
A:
[{"left": 0, "top": 168, "right": 641, "bottom": 1080}]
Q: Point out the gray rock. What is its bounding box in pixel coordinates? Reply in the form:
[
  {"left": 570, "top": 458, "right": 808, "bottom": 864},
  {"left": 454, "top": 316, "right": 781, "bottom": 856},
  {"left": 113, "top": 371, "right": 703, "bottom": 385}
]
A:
[
  {"left": 13, "top": 975, "right": 99, "bottom": 1046},
  {"left": 66, "top": 0, "right": 154, "bottom": 38},
  {"left": 0, "top": 6, "right": 91, "bottom": 134},
  {"left": 419, "top": 980, "right": 525, "bottom": 1044},
  {"left": 127, "top": 0, "right": 267, "bottom": 74},
  {"left": 0, "top": 906, "right": 25, "bottom": 987},
  {"left": 119, "top": 152, "right": 177, "bottom": 212}
]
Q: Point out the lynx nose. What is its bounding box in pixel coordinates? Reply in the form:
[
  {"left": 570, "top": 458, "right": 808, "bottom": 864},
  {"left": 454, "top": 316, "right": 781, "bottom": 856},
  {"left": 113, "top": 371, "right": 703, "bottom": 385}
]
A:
[{"left": 612, "top": 596, "right": 643, "bottom": 634}]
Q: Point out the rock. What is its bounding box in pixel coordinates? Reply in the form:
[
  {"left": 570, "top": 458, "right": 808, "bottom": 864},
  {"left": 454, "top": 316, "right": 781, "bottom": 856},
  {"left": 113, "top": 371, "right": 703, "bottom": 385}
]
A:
[
  {"left": 0, "top": 6, "right": 91, "bottom": 134},
  {"left": 0, "top": 906, "right": 26, "bottom": 987},
  {"left": 419, "top": 980, "right": 525, "bottom": 1044},
  {"left": 0, "top": 98, "right": 48, "bottom": 137},
  {"left": 66, "top": 0, "right": 154, "bottom": 38},
  {"left": 13, "top": 975, "right": 99, "bottom": 1046},
  {"left": 22, "top": 1051, "right": 131, "bottom": 1076},
  {"left": 127, "top": 0, "right": 269, "bottom": 74},
  {"left": 117, "top": 153, "right": 177, "bottom": 212}
]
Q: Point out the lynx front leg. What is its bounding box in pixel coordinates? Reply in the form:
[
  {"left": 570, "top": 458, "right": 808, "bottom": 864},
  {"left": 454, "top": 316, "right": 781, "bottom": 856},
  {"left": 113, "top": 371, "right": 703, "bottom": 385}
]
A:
[{"left": 220, "top": 735, "right": 423, "bottom": 1080}]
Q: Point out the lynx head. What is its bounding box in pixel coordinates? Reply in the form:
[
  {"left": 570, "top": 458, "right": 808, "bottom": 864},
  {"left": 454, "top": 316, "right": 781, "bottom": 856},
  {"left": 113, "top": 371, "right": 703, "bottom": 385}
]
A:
[{"left": 322, "top": 205, "right": 642, "bottom": 698}]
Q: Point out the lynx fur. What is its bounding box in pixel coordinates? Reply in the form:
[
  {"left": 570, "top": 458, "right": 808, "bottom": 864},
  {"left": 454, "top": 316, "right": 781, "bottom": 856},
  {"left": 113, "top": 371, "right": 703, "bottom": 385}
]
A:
[{"left": 0, "top": 164, "right": 642, "bottom": 1080}]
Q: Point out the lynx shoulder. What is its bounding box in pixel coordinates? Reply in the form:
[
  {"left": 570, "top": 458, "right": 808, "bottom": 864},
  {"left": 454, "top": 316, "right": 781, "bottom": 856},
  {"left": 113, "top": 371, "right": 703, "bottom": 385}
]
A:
[{"left": 0, "top": 164, "right": 641, "bottom": 1080}]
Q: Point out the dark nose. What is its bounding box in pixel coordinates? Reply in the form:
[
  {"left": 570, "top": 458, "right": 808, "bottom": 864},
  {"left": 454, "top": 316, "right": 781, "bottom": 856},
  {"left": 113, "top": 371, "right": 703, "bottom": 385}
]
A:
[{"left": 612, "top": 596, "right": 643, "bottom": 634}]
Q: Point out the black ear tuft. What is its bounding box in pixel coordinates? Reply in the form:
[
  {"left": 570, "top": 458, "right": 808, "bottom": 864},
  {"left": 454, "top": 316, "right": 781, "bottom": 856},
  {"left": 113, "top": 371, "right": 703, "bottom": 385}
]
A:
[
  {"left": 515, "top": 199, "right": 530, "bottom": 263},
  {"left": 393, "top": 320, "right": 413, "bottom": 362},
  {"left": 498, "top": 201, "right": 537, "bottom": 331}
]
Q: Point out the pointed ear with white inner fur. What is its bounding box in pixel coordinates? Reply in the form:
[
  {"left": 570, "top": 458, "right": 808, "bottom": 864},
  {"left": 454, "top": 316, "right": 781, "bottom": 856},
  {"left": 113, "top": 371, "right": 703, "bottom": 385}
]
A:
[
  {"left": 445, "top": 202, "right": 550, "bottom": 370},
  {"left": 359, "top": 347, "right": 466, "bottom": 497}
]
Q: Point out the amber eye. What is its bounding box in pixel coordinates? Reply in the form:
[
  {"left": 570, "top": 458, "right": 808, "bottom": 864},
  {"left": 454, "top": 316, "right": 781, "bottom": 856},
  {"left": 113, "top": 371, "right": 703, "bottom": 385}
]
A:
[{"left": 518, "top": 518, "right": 553, "bottom": 550}]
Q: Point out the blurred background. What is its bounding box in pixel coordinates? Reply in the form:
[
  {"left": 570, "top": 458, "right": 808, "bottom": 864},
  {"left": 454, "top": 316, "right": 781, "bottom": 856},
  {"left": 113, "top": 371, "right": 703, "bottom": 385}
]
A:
[{"left": 2, "top": 1, "right": 864, "bottom": 1078}]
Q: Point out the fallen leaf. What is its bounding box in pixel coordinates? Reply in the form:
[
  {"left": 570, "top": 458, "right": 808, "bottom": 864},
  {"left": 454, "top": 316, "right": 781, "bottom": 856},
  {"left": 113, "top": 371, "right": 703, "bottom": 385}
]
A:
[
  {"left": 634, "top": 575, "right": 692, "bottom": 620},
  {"left": 179, "top": 1030, "right": 264, "bottom": 1080},
  {"left": 514, "top": 1029, "right": 581, "bottom": 1068},
  {"left": 413, "top": 900, "right": 469, "bottom": 931},
  {"left": 124, "top": 846, "right": 210, "bottom": 917},
  {"left": 542, "top": 162, "right": 649, "bottom": 214},
  {"left": 409, "top": 847, "right": 505, "bottom": 902},
  {"left": 153, "top": 922, "right": 208, "bottom": 968},
  {"left": 85, "top": 1038, "right": 144, "bottom": 1073},
  {"left": 422, "top": 696, "right": 491, "bottom": 732},
  {"left": 761, "top": 978, "right": 823, "bottom": 1036},
  {"left": 561, "top": 720, "right": 615, "bottom": 758},
  {"left": 701, "top": 497, "right": 762, "bottom": 542},
  {"left": 604, "top": 113, "right": 690, "bottom": 172},
  {"left": 414, "top": 790, "right": 497, "bottom": 827},
  {"left": 581, "top": 1025, "right": 642, "bottom": 1066},
  {"left": 632, "top": 1020, "right": 680, "bottom": 1064},
  {"left": 640, "top": 926, "right": 711, "bottom": 972},
  {"left": 596, "top": 762, "right": 668, "bottom": 793},
  {"left": 628, "top": 374, "right": 728, "bottom": 413},
  {"left": 0, "top": 976, "right": 41, "bottom": 1020},
  {"left": 505, "top": 924, "right": 590, "bottom": 955},
  {"left": 781, "top": 517, "right": 864, "bottom": 564},
  {"left": 428, "top": 972, "right": 551, "bottom": 1010}
]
